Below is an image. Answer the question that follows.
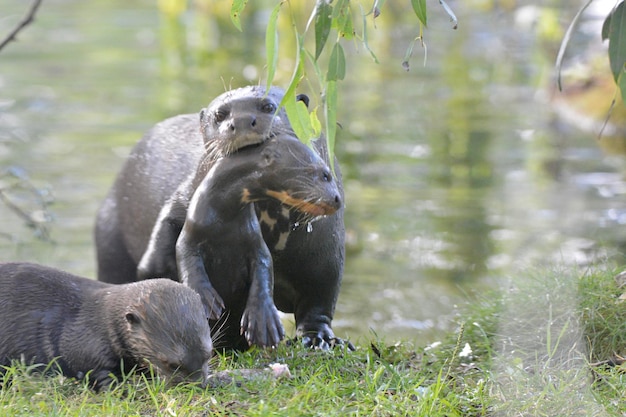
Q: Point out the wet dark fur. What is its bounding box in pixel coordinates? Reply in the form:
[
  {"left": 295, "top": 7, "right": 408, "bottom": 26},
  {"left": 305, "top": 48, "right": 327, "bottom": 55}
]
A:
[
  {"left": 0, "top": 262, "right": 212, "bottom": 390},
  {"left": 176, "top": 134, "right": 341, "bottom": 349},
  {"left": 95, "top": 85, "right": 347, "bottom": 349}
]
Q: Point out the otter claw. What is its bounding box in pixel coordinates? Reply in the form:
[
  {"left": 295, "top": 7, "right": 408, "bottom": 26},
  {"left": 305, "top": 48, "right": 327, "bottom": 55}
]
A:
[
  {"left": 301, "top": 335, "right": 355, "bottom": 351},
  {"left": 298, "top": 327, "right": 355, "bottom": 351}
]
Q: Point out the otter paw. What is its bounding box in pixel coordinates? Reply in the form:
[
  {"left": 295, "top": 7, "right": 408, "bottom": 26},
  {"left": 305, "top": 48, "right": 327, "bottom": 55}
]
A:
[
  {"left": 240, "top": 303, "right": 285, "bottom": 348},
  {"left": 89, "top": 369, "right": 117, "bottom": 392},
  {"left": 194, "top": 284, "right": 225, "bottom": 321},
  {"left": 297, "top": 326, "right": 355, "bottom": 351}
]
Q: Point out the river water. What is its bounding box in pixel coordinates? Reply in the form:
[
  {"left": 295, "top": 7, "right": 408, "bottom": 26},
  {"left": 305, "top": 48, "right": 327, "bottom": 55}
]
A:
[{"left": 1, "top": 0, "right": 625, "bottom": 345}]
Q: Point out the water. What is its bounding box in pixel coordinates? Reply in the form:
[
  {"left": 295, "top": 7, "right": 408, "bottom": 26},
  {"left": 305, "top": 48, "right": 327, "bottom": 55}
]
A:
[{"left": 1, "top": 0, "right": 625, "bottom": 345}]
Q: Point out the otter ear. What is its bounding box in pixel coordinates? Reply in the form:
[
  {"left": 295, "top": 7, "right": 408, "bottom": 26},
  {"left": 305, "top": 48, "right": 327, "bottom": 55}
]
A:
[{"left": 296, "top": 94, "right": 310, "bottom": 108}]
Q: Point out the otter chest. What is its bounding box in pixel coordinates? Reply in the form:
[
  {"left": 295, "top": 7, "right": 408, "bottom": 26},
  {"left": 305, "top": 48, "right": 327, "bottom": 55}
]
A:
[{"left": 255, "top": 201, "right": 293, "bottom": 251}]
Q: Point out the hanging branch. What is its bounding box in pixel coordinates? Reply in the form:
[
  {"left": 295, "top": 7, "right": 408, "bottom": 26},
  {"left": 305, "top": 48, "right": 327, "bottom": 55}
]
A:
[{"left": 0, "top": 0, "right": 44, "bottom": 52}]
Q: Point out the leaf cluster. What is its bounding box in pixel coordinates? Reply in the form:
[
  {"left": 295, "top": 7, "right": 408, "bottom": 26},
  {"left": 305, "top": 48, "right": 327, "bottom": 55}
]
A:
[{"left": 227, "top": 1, "right": 457, "bottom": 160}]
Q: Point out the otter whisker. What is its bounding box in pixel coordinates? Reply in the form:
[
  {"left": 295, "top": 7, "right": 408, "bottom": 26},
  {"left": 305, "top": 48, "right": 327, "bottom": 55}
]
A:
[{"left": 208, "top": 310, "right": 232, "bottom": 350}]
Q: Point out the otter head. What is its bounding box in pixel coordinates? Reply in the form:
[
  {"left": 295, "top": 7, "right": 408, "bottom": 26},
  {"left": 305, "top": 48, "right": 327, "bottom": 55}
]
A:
[
  {"left": 199, "top": 86, "right": 309, "bottom": 160},
  {"left": 242, "top": 134, "right": 342, "bottom": 219},
  {"left": 124, "top": 279, "right": 213, "bottom": 387}
]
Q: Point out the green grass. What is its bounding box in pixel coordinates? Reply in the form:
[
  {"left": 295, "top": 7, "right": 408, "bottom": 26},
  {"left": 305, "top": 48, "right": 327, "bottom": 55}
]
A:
[{"left": 1, "top": 266, "right": 625, "bottom": 416}]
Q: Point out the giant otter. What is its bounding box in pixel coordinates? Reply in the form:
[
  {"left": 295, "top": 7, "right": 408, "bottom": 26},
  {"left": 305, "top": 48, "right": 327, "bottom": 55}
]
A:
[
  {"left": 95, "top": 85, "right": 348, "bottom": 349},
  {"left": 173, "top": 133, "right": 341, "bottom": 349},
  {"left": 0, "top": 262, "right": 213, "bottom": 391}
]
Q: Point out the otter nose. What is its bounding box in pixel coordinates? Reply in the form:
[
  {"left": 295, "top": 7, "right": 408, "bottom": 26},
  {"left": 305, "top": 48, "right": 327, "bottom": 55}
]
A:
[
  {"left": 332, "top": 193, "right": 342, "bottom": 210},
  {"left": 231, "top": 115, "right": 257, "bottom": 132}
]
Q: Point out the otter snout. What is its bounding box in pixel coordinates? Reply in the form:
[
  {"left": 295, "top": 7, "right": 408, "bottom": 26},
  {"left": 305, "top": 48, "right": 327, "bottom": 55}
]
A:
[
  {"left": 230, "top": 114, "right": 260, "bottom": 133},
  {"left": 329, "top": 192, "right": 342, "bottom": 211},
  {"left": 319, "top": 168, "right": 342, "bottom": 212},
  {"left": 317, "top": 191, "right": 341, "bottom": 216}
]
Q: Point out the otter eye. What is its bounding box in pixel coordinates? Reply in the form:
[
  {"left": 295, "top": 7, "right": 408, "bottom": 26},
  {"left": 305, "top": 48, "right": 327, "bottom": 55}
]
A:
[
  {"left": 214, "top": 108, "right": 229, "bottom": 123},
  {"left": 260, "top": 101, "right": 277, "bottom": 114},
  {"left": 322, "top": 171, "right": 332, "bottom": 182},
  {"left": 125, "top": 312, "right": 140, "bottom": 324}
]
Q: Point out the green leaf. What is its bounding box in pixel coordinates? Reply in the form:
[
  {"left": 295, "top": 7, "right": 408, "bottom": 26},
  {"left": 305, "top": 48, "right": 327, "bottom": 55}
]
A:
[
  {"left": 331, "top": 0, "right": 349, "bottom": 20},
  {"left": 608, "top": 1, "right": 626, "bottom": 82},
  {"left": 602, "top": 8, "right": 612, "bottom": 41},
  {"left": 411, "top": 0, "right": 427, "bottom": 27},
  {"left": 285, "top": 97, "right": 315, "bottom": 147},
  {"left": 332, "top": 0, "right": 354, "bottom": 39},
  {"left": 310, "top": 108, "right": 322, "bottom": 138},
  {"left": 314, "top": 1, "right": 332, "bottom": 60},
  {"left": 230, "top": 0, "right": 248, "bottom": 32},
  {"left": 280, "top": 33, "right": 316, "bottom": 145},
  {"left": 402, "top": 38, "right": 416, "bottom": 71},
  {"left": 338, "top": 9, "right": 354, "bottom": 39},
  {"left": 327, "top": 43, "right": 346, "bottom": 81},
  {"left": 296, "top": 100, "right": 315, "bottom": 145},
  {"left": 283, "top": 87, "right": 304, "bottom": 140},
  {"left": 325, "top": 80, "right": 337, "bottom": 169},
  {"left": 620, "top": 70, "right": 626, "bottom": 107},
  {"left": 265, "top": 2, "right": 281, "bottom": 91},
  {"left": 402, "top": 33, "right": 426, "bottom": 71}
]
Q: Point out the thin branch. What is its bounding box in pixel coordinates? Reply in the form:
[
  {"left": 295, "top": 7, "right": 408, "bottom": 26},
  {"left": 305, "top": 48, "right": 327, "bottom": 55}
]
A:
[
  {"left": 0, "top": 188, "right": 35, "bottom": 226},
  {"left": 555, "top": 0, "right": 594, "bottom": 91},
  {"left": 0, "top": 0, "right": 44, "bottom": 53},
  {"left": 0, "top": 167, "right": 54, "bottom": 241}
]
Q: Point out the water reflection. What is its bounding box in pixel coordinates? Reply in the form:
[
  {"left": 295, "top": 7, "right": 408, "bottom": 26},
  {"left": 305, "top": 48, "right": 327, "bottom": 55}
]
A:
[{"left": 1, "top": 1, "right": 626, "bottom": 345}]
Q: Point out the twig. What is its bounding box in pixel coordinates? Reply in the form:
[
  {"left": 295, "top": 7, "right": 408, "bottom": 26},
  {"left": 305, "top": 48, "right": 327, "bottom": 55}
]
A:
[
  {"left": 0, "top": 188, "right": 36, "bottom": 227},
  {"left": 590, "top": 354, "right": 625, "bottom": 367},
  {"left": 555, "top": 0, "right": 594, "bottom": 91},
  {"left": 0, "top": 170, "right": 53, "bottom": 241},
  {"left": 0, "top": 0, "right": 44, "bottom": 53}
]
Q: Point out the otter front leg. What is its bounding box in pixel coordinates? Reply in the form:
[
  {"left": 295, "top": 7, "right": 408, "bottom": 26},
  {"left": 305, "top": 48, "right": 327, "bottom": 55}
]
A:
[
  {"left": 176, "top": 229, "right": 225, "bottom": 320},
  {"left": 240, "top": 253, "right": 284, "bottom": 348},
  {"left": 138, "top": 187, "right": 191, "bottom": 281}
]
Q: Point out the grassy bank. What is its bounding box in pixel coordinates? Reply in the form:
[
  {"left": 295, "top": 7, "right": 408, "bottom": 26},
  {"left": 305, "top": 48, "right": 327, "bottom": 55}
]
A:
[{"left": 1, "top": 266, "right": 625, "bottom": 416}]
